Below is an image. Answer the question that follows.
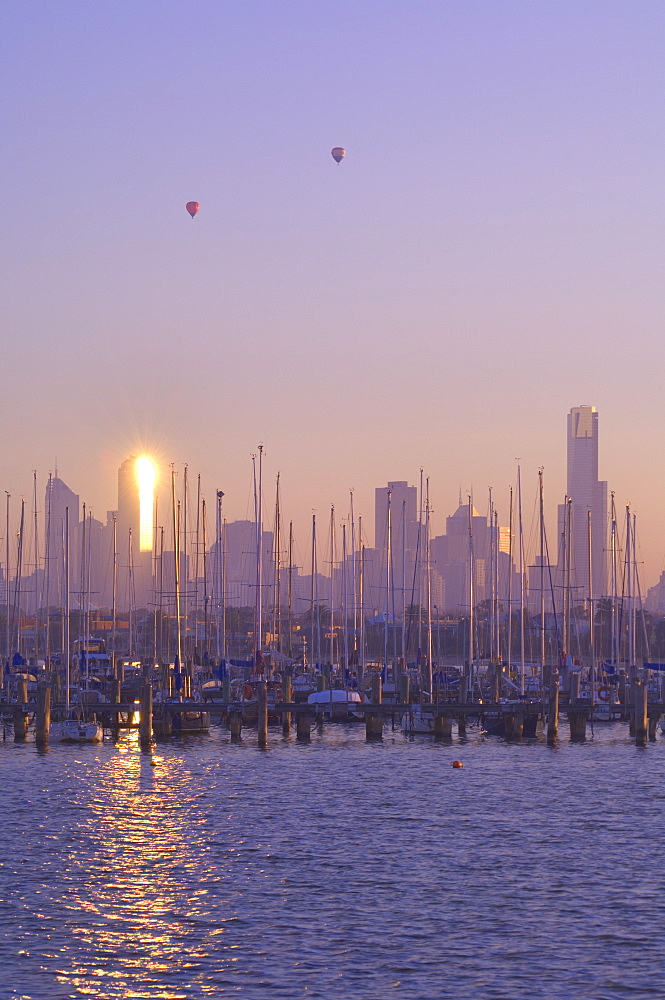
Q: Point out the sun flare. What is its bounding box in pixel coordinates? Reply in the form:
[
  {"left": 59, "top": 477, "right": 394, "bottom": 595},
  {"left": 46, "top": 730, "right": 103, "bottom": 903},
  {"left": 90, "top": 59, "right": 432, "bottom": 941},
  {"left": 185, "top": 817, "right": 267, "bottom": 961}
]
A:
[{"left": 136, "top": 456, "right": 156, "bottom": 551}]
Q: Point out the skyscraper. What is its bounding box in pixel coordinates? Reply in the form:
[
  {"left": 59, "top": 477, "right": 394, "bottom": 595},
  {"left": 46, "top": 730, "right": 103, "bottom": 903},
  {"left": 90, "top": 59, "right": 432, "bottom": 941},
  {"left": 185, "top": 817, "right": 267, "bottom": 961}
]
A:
[
  {"left": 558, "top": 406, "right": 608, "bottom": 602},
  {"left": 44, "top": 475, "right": 80, "bottom": 606},
  {"left": 116, "top": 456, "right": 155, "bottom": 609}
]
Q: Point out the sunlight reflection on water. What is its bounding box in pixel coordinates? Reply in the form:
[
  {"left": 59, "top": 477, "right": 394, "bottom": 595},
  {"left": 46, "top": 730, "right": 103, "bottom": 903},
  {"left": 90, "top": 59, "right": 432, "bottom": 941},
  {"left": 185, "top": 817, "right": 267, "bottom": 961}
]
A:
[{"left": 1, "top": 723, "right": 665, "bottom": 999}]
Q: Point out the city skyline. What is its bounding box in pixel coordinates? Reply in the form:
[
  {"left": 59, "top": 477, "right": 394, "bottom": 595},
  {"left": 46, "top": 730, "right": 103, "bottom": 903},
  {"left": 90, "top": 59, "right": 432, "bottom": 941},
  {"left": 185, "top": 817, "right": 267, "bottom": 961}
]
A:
[
  {"left": 3, "top": 406, "right": 658, "bottom": 623},
  {"left": 4, "top": 4, "right": 665, "bottom": 591}
]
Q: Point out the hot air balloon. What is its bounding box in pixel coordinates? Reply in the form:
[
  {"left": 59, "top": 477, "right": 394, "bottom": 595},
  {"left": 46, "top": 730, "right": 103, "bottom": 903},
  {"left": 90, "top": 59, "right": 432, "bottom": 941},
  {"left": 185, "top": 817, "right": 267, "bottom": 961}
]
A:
[
  {"left": 186, "top": 201, "right": 200, "bottom": 219},
  {"left": 331, "top": 147, "right": 346, "bottom": 164}
]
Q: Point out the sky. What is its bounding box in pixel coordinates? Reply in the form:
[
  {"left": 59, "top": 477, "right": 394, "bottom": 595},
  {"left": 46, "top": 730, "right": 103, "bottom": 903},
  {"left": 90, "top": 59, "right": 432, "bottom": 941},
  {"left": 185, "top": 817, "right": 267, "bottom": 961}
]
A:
[{"left": 2, "top": 1, "right": 665, "bottom": 585}]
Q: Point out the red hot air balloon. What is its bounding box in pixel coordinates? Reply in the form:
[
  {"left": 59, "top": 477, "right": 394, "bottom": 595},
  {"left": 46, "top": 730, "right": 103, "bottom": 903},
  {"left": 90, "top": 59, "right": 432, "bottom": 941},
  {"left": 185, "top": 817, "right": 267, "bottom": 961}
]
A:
[
  {"left": 186, "top": 201, "right": 200, "bottom": 219},
  {"left": 331, "top": 147, "right": 346, "bottom": 164}
]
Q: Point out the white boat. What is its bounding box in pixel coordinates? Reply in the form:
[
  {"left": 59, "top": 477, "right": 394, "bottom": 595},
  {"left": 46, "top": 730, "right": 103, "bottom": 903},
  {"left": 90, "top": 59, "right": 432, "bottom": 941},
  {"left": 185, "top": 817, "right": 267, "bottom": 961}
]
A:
[
  {"left": 307, "top": 689, "right": 364, "bottom": 720},
  {"left": 50, "top": 719, "right": 103, "bottom": 743},
  {"left": 401, "top": 704, "right": 437, "bottom": 734}
]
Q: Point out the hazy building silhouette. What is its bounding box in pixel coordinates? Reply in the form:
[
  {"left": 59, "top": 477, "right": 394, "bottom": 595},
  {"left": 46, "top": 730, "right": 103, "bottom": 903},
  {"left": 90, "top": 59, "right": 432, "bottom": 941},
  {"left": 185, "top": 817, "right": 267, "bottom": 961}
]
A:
[
  {"left": 44, "top": 475, "right": 80, "bottom": 608},
  {"left": 557, "top": 406, "right": 608, "bottom": 602}
]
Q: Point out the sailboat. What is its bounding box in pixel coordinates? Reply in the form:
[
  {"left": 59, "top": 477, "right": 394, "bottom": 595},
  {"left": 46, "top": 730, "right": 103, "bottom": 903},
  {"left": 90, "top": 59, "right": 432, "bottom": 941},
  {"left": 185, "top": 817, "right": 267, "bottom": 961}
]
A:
[{"left": 50, "top": 717, "right": 103, "bottom": 743}]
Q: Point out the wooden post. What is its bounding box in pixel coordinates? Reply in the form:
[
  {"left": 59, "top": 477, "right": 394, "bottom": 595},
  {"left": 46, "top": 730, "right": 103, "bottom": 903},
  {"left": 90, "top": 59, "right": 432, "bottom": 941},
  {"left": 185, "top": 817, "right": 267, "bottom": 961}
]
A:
[
  {"left": 648, "top": 713, "right": 659, "bottom": 742},
  {"left": 257, "top": 680, "right": 268, "bottom": 746},
  {"left": 296, "top": 708, "right": 312, "bottom": 740},
  {"left": 399, "top": 673, "right": 410, "bottom": 705},
  {"left": 35, "top": 684, "right": 51, "bottom": 746},
  {"left": 491, "top": 662, "right": 501, "bottom": 703},
  {"left": 139, "top": 681, "right": 153, "bottom": 747},
  {"left": 222, "top": 676, "right": 231, "bottom": 703},
  {"left": 228, "top": 710, "right": 242, "bottom": 739},
  {"left": 459, "top": 676, "right": 468, "bottom": 705},
  {"left": 282, "top": 675, "right": 292, "bottom": 736},
  {"left": 366, "top": 674, "right": 383, "bottom": 739},
  {"left": 547, "top": 672, "right": 559, "bottom": 745},
  {"left": 634, "top": 681, "right": 648, "bottom": 746},
  {"left": 434, "top": 713, "right": 453, "bottom": 739},
  {"left": 316, "top": 673, "right": 326, "bottom": 692}
]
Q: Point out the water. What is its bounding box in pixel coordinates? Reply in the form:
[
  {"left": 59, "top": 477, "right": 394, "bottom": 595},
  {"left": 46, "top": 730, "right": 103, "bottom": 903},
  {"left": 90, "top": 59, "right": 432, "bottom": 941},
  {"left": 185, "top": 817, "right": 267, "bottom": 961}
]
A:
[{"left": 1, "top": 720, "right": 665, "bottom": 1000}]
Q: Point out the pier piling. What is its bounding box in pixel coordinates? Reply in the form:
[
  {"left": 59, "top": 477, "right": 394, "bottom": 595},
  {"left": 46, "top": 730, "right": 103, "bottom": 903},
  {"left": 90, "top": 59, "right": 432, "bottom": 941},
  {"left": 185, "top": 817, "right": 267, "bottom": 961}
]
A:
[
  {"left": 296, "top": 709, "right": 313, "bottom": 741},
  {"left": 35, "top": 684, "right": 50, "bottom": 747},
  {"left": 634, "top": 681, "right": 648, "bottom": 746},
  {"left": 228, "top": 710, "right": 243, "bottom": 739},
  {"left": 365, "top": 675, "right": 383, "bottom": 740},
  {"left": 434, "top": 714, "right": 453, "bottom": 740},
  {"left": 257, "top": 681, "right": 268, "bottom": 746}
]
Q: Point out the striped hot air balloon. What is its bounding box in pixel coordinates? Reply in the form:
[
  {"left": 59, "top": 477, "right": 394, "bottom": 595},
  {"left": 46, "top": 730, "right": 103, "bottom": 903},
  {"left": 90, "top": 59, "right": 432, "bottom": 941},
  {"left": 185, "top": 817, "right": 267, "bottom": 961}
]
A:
[{"left": 331, "top": 147, "right": 346, "bottom": 164}]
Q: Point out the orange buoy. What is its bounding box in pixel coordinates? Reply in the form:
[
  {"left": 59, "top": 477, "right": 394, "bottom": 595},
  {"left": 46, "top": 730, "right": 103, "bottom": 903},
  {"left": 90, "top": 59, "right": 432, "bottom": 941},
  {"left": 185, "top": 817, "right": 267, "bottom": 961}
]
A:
[{"left": 452, "top": 760, "right": 463, "bottom": 768}]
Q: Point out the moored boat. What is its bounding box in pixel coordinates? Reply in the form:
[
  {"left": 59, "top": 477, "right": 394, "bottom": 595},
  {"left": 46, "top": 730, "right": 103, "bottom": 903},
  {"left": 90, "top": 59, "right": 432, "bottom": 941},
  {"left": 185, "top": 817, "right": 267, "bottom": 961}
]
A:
[{"left": 50, "top": 718, "right": 103, "bottom": 743}]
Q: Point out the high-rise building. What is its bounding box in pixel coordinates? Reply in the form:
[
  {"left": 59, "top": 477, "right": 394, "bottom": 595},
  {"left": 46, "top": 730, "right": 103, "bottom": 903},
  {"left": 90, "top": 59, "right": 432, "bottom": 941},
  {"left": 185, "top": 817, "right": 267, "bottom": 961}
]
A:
[
  {"left": 116, "top": 455, "right": 155, "bottom": 608},
  {"left": 44, "top": 475, "right": 80, "bottom": 607},
  {"left": 557, "top": 406, "right": 608, "bottom": 602},
  {"left": 374, "top": 481, "right": 419, "bottom": 607}
]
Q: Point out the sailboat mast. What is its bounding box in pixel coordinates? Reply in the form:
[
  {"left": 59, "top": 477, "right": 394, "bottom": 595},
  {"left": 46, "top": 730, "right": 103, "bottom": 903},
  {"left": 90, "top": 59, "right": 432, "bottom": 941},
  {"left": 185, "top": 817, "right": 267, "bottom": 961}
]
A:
[
  {"left": 625, "top": 504, "right": 632, "bottom": 672},
  {"left": 329, "top": 505, "right": 335, "bottom": 669},
  {"left": 488, "top": 487, "right": 494, "bottom": 663},
  {"left": 588, "top": 509, "right": 595, "bottom": 705},
  {"left": 539, "top": 469, "right": 546, "bottom": 689},
  {"left": 273, "top": 473, "right": 281, "bottom": 651},
  {"left": 128, "top": 527, "right": 134, "bottom": 664},
  {"left": 359, "top": 515, "right": 365, "bottom": 679},
  {"left": 32, "top": 472, "right": 39, "bottom": 664},
  {"left": 610, "top": 493, "right": 618, "bottom": 669},
  {"left": 468, "top": 495, "right": 475, "bottom": 691},
  {"left": 310, "top": 513, "right": 316, "bottom": 667},
  {"left": 564, "top": 497, "right": 572, "bottom": 659},
  {"left": 183, "top": 465, "right": 188, "bottom": 657},
  {"left": 350, "top": 491, "right": 357, "bottom": 670},
  {"left": 45, "top": 475, "right": 52, "bottom": 664},
  {"left": 202, "top": 497, "right": 208, "bottom": 659},
  {"left": 287, "top": 520, "right": 293, "bottom": 660},
  {"left": 517, "top": 464, "right": 525, "bottom": 696},
  {"left": 424, "top": 483, "right": 433, "bottom": 700},
  {"left": 215, "top": 491, "right": 225, "bottom": 660},
  {"left": 417, "top": 468, "right": 423, "bottom": 656},
  {"left": 5, "top": 493, "right": 10, "bottom": 668},
  {"left": 255, "top": 446, "right": 264, "bottom": 669},
  {"left": 401, "top": 499, "right": 406, "bottom": 668},
  {"left": 507, "top": 486, "right": 513, "bottom": 674},
  {"left": 385, "top": 490, "right": 391, "bottom": 673},
  {"left": 65, "top": 506, "right": 70, "bottom": 711},
  {"left": 194, "top": 473, "right": 201, "bottom": 631},
  {"left": 342, "top": 521, "right": 348, "bottom": 678},
  {"left": 171, "top": 466, "right": 182, "bottom": 670}
]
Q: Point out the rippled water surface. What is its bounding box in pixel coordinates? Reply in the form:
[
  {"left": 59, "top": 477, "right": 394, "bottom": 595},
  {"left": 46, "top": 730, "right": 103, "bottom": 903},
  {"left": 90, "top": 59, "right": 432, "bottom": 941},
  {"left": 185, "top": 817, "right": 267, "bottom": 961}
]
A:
[{"left": 1, "top": 721, "right": 665, "bottom": 999}]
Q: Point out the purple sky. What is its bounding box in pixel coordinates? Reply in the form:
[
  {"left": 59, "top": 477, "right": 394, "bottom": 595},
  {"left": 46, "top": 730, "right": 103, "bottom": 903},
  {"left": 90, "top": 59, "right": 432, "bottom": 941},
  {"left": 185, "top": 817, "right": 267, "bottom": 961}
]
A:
[{"left": 3, "top": 2, "right": 665, "bottom": 585}]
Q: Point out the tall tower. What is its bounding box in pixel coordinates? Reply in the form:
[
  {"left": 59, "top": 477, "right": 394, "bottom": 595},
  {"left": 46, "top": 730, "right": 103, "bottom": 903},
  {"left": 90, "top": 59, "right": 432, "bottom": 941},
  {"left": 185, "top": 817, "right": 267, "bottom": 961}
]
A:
[
  {"left": 558, "top": 406, "right": 608, "bottom": 602},
  {"left": 116, "top": 456, "right": 155, "bottom": 610},
  {"left": 44, "top": 475, "right": 80, "bottom": 606}
]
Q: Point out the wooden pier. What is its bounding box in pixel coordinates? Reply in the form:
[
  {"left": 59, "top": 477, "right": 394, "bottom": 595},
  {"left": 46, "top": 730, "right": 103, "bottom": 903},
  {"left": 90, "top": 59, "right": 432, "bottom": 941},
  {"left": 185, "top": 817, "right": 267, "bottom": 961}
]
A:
[{"left": 4, "top": 684, "right": 664, "bottom": 748}]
